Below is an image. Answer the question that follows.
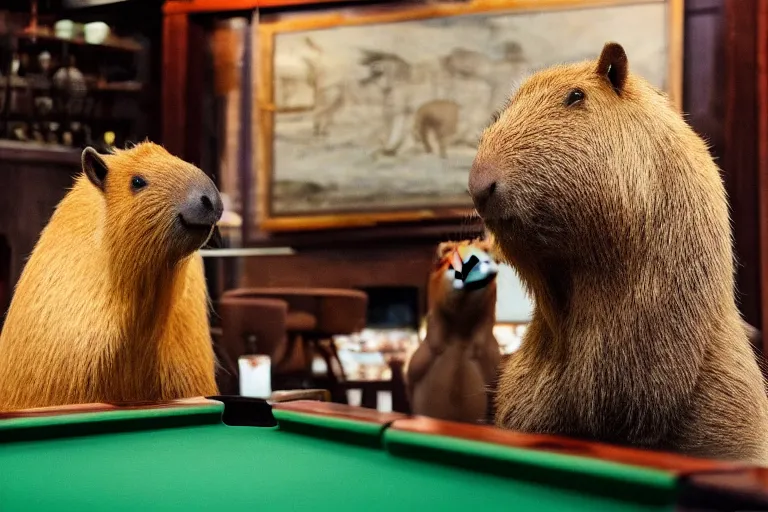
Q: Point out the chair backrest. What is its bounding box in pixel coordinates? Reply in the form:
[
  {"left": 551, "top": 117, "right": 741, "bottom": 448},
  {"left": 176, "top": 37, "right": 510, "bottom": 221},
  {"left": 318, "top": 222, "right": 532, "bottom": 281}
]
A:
[
  {"left": 222, "top": 287, "right": 368, "bottom": 335},
  {"left": 218, "top": 297, "right": 288, "bottom": 358}
]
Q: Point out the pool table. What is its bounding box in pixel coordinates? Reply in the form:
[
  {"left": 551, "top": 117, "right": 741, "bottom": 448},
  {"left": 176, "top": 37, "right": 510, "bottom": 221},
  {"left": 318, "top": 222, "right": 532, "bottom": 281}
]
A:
[{"left": 1, "top": 396, "right": 767, "bottom": 511}]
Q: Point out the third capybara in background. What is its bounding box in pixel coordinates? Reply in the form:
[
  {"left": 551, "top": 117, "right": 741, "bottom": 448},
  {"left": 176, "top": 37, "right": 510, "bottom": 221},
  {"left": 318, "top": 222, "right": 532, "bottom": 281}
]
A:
[{"left": 406, "top": 239, "right": 501, "bottom": 424}]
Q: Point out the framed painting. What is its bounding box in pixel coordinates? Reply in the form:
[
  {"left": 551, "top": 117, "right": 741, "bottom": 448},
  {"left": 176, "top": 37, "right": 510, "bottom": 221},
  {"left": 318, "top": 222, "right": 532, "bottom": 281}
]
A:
[{"left": 256, "top": 0, "right": 683, "bottom": 231}]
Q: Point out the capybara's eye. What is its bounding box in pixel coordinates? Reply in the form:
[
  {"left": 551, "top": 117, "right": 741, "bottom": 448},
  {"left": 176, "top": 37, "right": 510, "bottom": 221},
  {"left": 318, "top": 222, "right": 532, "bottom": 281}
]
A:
[
  {"left": 565, "top": 89, "right": 585, "bottom": 107},
  {"left": 130, "top": 176, "right": 148, "bottom": 192}
]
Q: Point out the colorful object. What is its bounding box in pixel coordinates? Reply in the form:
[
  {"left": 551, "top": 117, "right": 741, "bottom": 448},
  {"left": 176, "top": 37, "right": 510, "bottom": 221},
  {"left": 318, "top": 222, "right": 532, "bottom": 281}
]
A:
[{"left": 448, "top": 244, "right": 498, "bottom": 291}]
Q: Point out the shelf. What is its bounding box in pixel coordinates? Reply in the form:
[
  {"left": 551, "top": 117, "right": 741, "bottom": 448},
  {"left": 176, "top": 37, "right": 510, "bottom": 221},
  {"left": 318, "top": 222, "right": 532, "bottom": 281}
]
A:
[
  {"left": 16, "top": 28, "right": 142, "bottom": 53},
  {"left": 0, "top": 139, "right": 80, "bottom": 166},
  {"left": 95, "top": 82, "right": 142, "bottom": 92},
  {"left": 1, "top": 112, "right": 137, "bottom": 122},
  {"left": 0, "top": 76, "right": 143, "bottom": 93}
]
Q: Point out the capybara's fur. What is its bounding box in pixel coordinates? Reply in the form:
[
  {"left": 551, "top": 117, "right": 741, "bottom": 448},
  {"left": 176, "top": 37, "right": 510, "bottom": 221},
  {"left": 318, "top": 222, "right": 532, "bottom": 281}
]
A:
[
  {"left": 468, "top": 42, "right": 768, "bottom": 463},
  {"left": 406, "top": 239, "right": 501, "bottom": 424},
  {"left": 412, "top": 99, "right": 459, "bottom": 159},
  {"left": 0, "top": 142, "right": 222, "bottom": 412}
]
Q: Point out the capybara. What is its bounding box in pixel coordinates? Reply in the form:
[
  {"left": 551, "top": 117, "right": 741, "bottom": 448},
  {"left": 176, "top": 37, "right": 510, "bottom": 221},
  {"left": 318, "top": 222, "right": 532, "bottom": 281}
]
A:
[
  {"left": 0, "top": 142, "right": 223, "bottom": 411},
  {"left": 468, "top": 42, "right": 768, "bottom": 463},
  {"left": 406, "top": 239, "right": 501, "bottom": 423}
]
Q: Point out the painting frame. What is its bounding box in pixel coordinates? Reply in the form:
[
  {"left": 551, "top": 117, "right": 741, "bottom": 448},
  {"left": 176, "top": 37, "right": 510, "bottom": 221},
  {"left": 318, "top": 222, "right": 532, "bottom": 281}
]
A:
[{"left": 256, "top": 0, "right": 684, "bottom": 232}]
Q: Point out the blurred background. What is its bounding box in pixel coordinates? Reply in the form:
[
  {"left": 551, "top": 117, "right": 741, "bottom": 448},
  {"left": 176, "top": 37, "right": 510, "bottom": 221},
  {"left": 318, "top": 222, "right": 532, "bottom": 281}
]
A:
[{"left": 0, "top": 0, "right": 761, "bottom": 413}]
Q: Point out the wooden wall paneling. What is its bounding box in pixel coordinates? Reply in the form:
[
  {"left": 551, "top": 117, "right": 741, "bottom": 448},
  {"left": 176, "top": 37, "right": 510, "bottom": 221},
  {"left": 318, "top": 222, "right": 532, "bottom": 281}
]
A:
[
  {"left": 220, "top": 20, "right": 248, "bottom": 212},
  {"left": 723, "top": 0, "right": 762, "bottom": 333},
  {"left": 758, "top": 0, "right": 768, "bottom": 350},
  {"left": 240, "top": 245, "right": 436, "bottom": 317},
  {"left": 686, "top": 0, "right": 767, "bottom": 351},
  {"left": 162, "top": 13, "right": 189, "bottom": 158},
  {"left": 683, "top": 0, "right": 724, "bottom": 153},
  {"left": 0, "top": 144, "right": 81, "bottom": 321},
  {"left": 243, "top": 12, "right": 256, "bottom": 245},
  {"left": 186, "top": 17, "right": 208, "bottom": 171}
]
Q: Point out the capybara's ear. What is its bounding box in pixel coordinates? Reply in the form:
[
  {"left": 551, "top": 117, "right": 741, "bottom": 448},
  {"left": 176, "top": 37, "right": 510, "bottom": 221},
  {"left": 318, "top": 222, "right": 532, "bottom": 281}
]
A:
[
  {"left": 81, "top": 147, "right": 109, "bottom": 192},
  {"left": 595, "top": 42, "right": 628, "bottom": 95}
]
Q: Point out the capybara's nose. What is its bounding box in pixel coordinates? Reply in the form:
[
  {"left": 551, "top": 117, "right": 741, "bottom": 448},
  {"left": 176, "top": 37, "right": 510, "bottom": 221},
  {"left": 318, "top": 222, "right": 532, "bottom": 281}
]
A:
[
  {"left": 179, "top": 181, "right": 224, "bottom": 228},
  {"left": 468, "top": 160, "right": 500, "bottom": 215}
]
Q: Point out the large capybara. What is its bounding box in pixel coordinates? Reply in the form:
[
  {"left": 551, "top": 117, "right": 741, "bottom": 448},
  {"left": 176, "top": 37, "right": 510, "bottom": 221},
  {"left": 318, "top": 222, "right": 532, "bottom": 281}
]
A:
[
  {"left": 468, "top": 42, "right": 768, "bottom": 464},
  {"left": 0, "top": 142, "right": 222, "bottom": 412},
  {"left": 406, "top": 239, "right": 501, "bottom": 424}
]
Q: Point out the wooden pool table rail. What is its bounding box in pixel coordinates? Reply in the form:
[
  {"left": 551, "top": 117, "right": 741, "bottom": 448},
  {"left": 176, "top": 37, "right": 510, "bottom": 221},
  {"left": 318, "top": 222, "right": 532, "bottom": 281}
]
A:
[
  {"left": 272, "top": 398, "right": 407, "bottom": 425},
  {"left": 0, "top": 397, "right": 219, "bottom": 420},
  {"left": 0, "top": 387, "right": 327, "bottom": 420},
  {"left": 682, "top": 467, "right": 768, "bottom": 506},
  {"left": 389, "top": 416, "right": 743, "bottom": 476},
  {"left": 271, "top": 401, "right": 748, "bottom": 475}
]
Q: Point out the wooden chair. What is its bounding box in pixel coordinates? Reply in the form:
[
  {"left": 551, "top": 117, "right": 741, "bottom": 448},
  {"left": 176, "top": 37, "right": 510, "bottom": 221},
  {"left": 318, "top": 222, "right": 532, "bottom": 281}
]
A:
[
  {"left": 221, "top": 288, "right": 368, "bottom": 403},
  {"left": 215, "top": 297, "right": 289, "bottom": 395}
]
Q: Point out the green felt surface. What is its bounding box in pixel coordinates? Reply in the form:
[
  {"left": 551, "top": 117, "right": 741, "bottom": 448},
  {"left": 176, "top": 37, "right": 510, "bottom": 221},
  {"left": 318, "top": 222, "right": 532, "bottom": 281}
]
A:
[{"left": 0, "top": 409, "right": 675, "bottom": 512}]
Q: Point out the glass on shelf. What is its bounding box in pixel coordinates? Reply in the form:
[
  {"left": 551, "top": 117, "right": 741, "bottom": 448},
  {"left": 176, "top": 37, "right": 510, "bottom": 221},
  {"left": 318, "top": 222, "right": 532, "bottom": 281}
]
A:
[{"left": 0, "top": 7, "right": 152, "bottom": 150}]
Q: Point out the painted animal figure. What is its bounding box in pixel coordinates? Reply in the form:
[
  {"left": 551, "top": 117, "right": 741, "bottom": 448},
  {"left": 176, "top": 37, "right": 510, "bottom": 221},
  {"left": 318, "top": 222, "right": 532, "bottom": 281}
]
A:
[
  {"left": 468, "top": 42, "right": 768, "bottom": 464},
  {"left": 406, "top": 239, "right": 501, "bottom": 424},
  {"left": 0, "top": 142, "right": 222, "bottom": 412},
  {"left": 412, "top": 99, "right": 460, "bottom": 159}
]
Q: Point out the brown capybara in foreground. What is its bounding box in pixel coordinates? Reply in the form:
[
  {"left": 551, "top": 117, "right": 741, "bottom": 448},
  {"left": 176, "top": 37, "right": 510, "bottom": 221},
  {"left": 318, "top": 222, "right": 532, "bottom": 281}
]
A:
[
  {"left": 468, "top": 42, "right": 768, "bottom": 464},
  {"left": 0, "top": 142, "right": 222, "bottom": 412},
  {"left": 406, "top": 239, "right": 501, "bottom": 424}
]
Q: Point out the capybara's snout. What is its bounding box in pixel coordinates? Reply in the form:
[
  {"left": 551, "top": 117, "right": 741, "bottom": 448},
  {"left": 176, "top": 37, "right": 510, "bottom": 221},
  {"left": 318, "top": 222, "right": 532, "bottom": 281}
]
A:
[
  {"left": 178, "top": 177, "right": 223, "bottom": 230},
  {"left": 468, "top": 159, "right": 502, "bottom": 217}
]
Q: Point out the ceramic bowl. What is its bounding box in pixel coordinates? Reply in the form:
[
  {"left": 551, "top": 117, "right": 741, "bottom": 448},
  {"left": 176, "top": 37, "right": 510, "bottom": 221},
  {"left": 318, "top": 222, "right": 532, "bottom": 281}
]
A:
[{"left": 84, "top": 22, "right": 110, "bottom": 45}]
